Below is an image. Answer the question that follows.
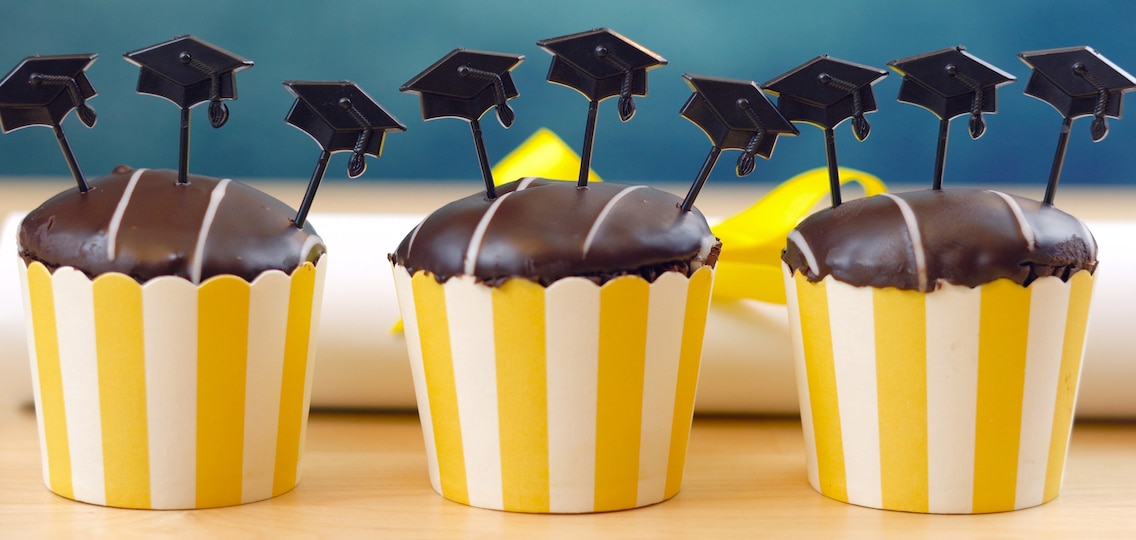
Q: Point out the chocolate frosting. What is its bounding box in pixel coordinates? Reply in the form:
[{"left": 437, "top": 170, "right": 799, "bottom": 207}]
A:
[
  {"left": 18, "top": 166, "right": 326, "bottom": 283},
  {"left": 390, "top": 178, "right": 719, "bottom": 286},
  {"left": 782, "top": 189, "right": 1097, "bottom": 291}
]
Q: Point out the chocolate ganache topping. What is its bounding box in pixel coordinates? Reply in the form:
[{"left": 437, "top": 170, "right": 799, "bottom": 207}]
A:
[
  {"left": 18, "top": 166, "right": 326, "bottom": 284},
  {"left": 782, "top": 189, "right": 1097, "bottom": 292},
  {"left": 390, "top": 177, "right": 720, "bottom": 286}
]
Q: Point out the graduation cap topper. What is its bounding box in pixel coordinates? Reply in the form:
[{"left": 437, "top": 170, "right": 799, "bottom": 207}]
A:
[
  {"left": 401, "top": 48, "right": 524, "bottom": 199},
  {"left": 537, "top": 28, "right": 667, "bottom": 186},
  {"left": 764, "top": 55, "right": 888, "bottom": 207},
  {"left": 285, "top": 81, "right": 407, "bottom": 228},
  {"left": 889, "top": 46, "right": 1016, "bottom": 190},
  {"left": 124, "top": 35, "right": 253, "bottom": 184},
  {"left": 679, "top": 73, "right": 798, "bottom": 211},
  {"left": 1019, "top": 46, "right": 1136, "bottom": 204},
  {"left": 0, "top": 53, "right": 99, "bottom": 192}
]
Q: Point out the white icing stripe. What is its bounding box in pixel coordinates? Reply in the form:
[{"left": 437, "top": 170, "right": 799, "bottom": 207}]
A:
[
  {"left": 582, "top": 185, "right": 646, "bottom": 258},
  {"left": 881, "top": 193, "right": 928, "bottom": 291},
  {"left": 403, "top": 220, "right": 425, "bottom": 259},
  {"left": 787, "top": 230, "right": 819, "bottom": 275},
  {"left": 105, "top": 168, "right": 147, "bottom": 261},
  {"left": 190, "top": 179, "right": 231, "bottom": 284},
  {"left": 463, "top": 191, "right": 515, "bottom": 276},
  {"left": 298, "top": 234, "right": 324, "bottom": 263},
  {"left": 987, "top": 190, "right": 1036, "bottom": 250}
]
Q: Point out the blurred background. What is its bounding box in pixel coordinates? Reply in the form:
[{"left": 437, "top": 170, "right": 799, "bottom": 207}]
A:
[{"left": 1, "top": 0, "right": 1134, "bottom": 193}]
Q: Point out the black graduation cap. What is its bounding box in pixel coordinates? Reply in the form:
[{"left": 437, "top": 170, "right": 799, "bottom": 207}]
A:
[
  {"left": 889, "top": 46, "right": 1016, "bottom": 189},
  {"left": 124, "top": 35, "right": 253, "bottom": 184},
  {"left": 284, "top": 81, "right": 407, "bottom": 228},
  {"left": 764, "top": 55, "right": 888, "bottom": 207},
  {"left": 1018, "top": 46, "right": 1136, "bottom": 204},
  {"left": 679, "top": 73, "right": 798, "bottom": 211},
  {"left": 401, "top": 48, "right": 524, "bottom": 198},
  {"left": 0, "top": 53, "right": 99, "bottom": 191}
]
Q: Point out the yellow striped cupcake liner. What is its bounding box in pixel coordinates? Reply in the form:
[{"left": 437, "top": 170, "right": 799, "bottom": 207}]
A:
[
  {"left": 18, "top": 257, "right": 327, "bottom": 509},
  {"left": 392, "top": 265, "right": 714, "bottom": 513},
  {"left": 783, "top": 266, "right": 1094, "bottom": 513}
]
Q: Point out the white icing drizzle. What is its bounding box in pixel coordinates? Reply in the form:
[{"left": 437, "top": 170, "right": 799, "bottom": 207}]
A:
[
  {"left": 403, "top": 220, "right": 425, "bottom": 259},
  {"left": 787, "top": 229, "right": 818, "bottom": 275},
  {"left": 987, "top": 190, "right": 1036, "bottom": 250},
  {"left": 298, "top": 234, "right": 324, "bottom": 262},
  {"left": 463, "top": 191, "right": 515, "bottom": 275},
  {"left": 581, "top": 185, "right": 646, "bottom": 258},
  {"left": 189, "top": 178, "right": 231, "bottom": 284},
  {"left": 105, "top": 167, "right": 147, "bottom": 261},
  {"left": 881, "top": 193, "right": 928, "bottom": 291}
]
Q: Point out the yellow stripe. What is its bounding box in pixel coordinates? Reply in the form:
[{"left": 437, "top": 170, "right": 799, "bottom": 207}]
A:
[
  {"left": 1044, "top": 271, "right": 1094, "bottom": 501},
  {"left": 794, "top": 273, "right": 847, "bottom": 501},
  {"left": 973, "top": 278, "right": 1030, "bottom": 512},
  {"left": 664, "top": 268, "right": 713, "bottom": 498},
  {"left": 594, "top": 276, "right": 649, "bottom": 511},
  {"left": 273, "top": 263, "right": 317, "bottom": 497},
  {"left": 196, "top": 276, "right": 250, "bottom": 508},
  {"left": 492, "top": 278, "right": 549, "bottom": 512},
  {"left": 412, "top": 272, "right": 468, "bottom": 505},
  {"left": 26, "top": 263, "right": 73, "bottom": 499},
  {"left": 873, "top": 287, "right": 928, "bottom": 512},
  {"left": 93, "top": 274, "right": 151, "bottom": 508}
]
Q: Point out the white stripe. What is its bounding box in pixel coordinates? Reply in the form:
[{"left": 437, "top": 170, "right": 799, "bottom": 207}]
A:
[
  {"left": 637, "top": 272, "right": 688, "bottom": 507},
  {"left": 52, "top": 267, "right": 105, "bottom": 505},
  {"left": 105, "top": 168, "right": 147, "bottom": 261},
  {"left": 391, "top": 265, "right": 441, "bottom": 493},
  {"left": 826, "top": 279, "right": 881, "bottom": 509},
  {"left": 515, "top": 176, "right": 537, "bottom": 191},
  {"left": 782, "top": 264, "right": 819, "bottom": 491},
  {"left": 190, "top": 179, "right": 232, "bottom": 284},
  {"left": 787, "top": 230, "right": 819, "bottom": 277},
  {"left": 881, "top": 193, "right": 928, "bottom": 292},
  {"left": 462, "top": 192, "right": 515, "bottom": 276},
  {"left": 18, "top": 261, "right": 51, "bottom": 488},
  {"left": 925, "top": 283, "right": 981, "bottom": 513},
  {"left": 1016, "top": 277, "right": 1070, "bottom": 509},
  {"left": 444, "top": 276, "right": 502, "bottom": 509},
  {"left": 582, "top": 186, "right": 646, "bottom": 258},
  {"left": 403, "top": 220, "right": 425, "bottom": 259},
  {"left": 241, "top": 271, "right": 291, "bottom": 504},
  {"left": 297, "top": 235, "right": 324, "bottom": 263},
  {"left": 545, "top": 277, "right": 600, "bottom": 512},
  {"left": 987, "top": 190, "right": 1036, "bottom": 250},
  {"left": 142, "top": 276, "right": 199, "bottom": 509},
  {"left": 296, "top": 256, "right": 328, "bottom": 483}
]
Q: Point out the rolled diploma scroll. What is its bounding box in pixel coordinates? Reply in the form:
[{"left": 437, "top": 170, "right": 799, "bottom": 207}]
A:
[{"left": 1, "top": 213, "right": 1133, "bottom": 417}]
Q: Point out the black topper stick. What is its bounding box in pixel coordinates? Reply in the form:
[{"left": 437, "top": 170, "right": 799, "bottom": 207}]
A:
[
  {"left": 678, "top": 74, "right": 798, "bottom": 212},
  {"left": 537, "top": 28, "right": 667, "bottom": 187},
  {"left": 889, "top": 46, "right": 1016, "bottom": 190},
  {"left": 400, "top": 48, "right": 523, "bottom": 199},
  {"left": 124, "top": 35, "right": 253, "bottom": 184},
  {"left": 284, "top": 81, "right": 406, "bottom": 228},
  {"left": 764, "top": 55, "right": 888, "bottom": 208},
  {"left": 1019, "top": 46, "right": 1136, "bottom": 205},
  {"left": 0, "top": 54, "right": 99, "bottom": 192}
]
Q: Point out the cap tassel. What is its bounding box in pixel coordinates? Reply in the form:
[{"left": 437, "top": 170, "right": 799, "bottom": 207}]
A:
[
  {"left": 819, "top": 73, "right": 870, "bottom": 140},
  {"left": 28, "top": 73, "right": 97, "bottom": 127},
  {"left": 180, "top": 52, "right": 229, "bottom": 128},
  {"left": 595, "top": 45, "right": 636, "bottom": 121},
  {"left": 946, "top": 64, "right": 987, "bottom": 139},
  {"left": 1074, "top": 62, "right": 1110, "bottom": 142},
  {"left": 736, "top": 98, "right": 766, "bottom": 177},
  {"left": 457, "top": 65, "right": 515, "bottom": 128},
  {"left": 339, "top": 97, "right": 371, "bottom": 178}
]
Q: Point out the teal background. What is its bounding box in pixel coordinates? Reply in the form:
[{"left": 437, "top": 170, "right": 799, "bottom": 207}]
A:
[{"left": 1, "top": 0, "right": 1134, "bottom": 195}]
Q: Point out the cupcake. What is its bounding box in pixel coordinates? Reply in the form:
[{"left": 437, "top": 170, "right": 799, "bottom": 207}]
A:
[{"left": 775, "top": 46, "right": 1131, "bottom": 513}]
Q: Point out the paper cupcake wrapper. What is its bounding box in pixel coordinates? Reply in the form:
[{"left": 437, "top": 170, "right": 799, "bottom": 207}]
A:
[
  {"left": 18, "top": 257, "right": 327, "bottom": 509},
  {"left": 783, "top": 266, "right": 1094, "bottom": 513},
  {"left": 392, "top": 265, "right": 714, "bottom": 513}
]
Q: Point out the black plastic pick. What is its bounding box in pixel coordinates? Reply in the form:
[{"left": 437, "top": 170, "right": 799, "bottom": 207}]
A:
[
  {"left": 124, "top": 35, "right": 253, "bottom": 184},
  {"left": 400, "top": 48, "right": 523, "bottom": 199},
  {"left": 679, "top": 73, "right": 798, "bottom": 211},
  {"left": 1019, "top": 46, "right": 1136, "bottom": 204},
  {"left": 889, "top": 46, "right": 1016, "bottom": 189},
  {"left": 284, "top": 81, "right": 407, "bottom": 228},
  {"left": 536, "top": 28, "right": 667, "bottom": 186},
  {"left": 764, "top": 55, "right": 887, "bottom": 207},
  {"left": 0, "top": 53, "right": 99, "bottom": 192}
]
